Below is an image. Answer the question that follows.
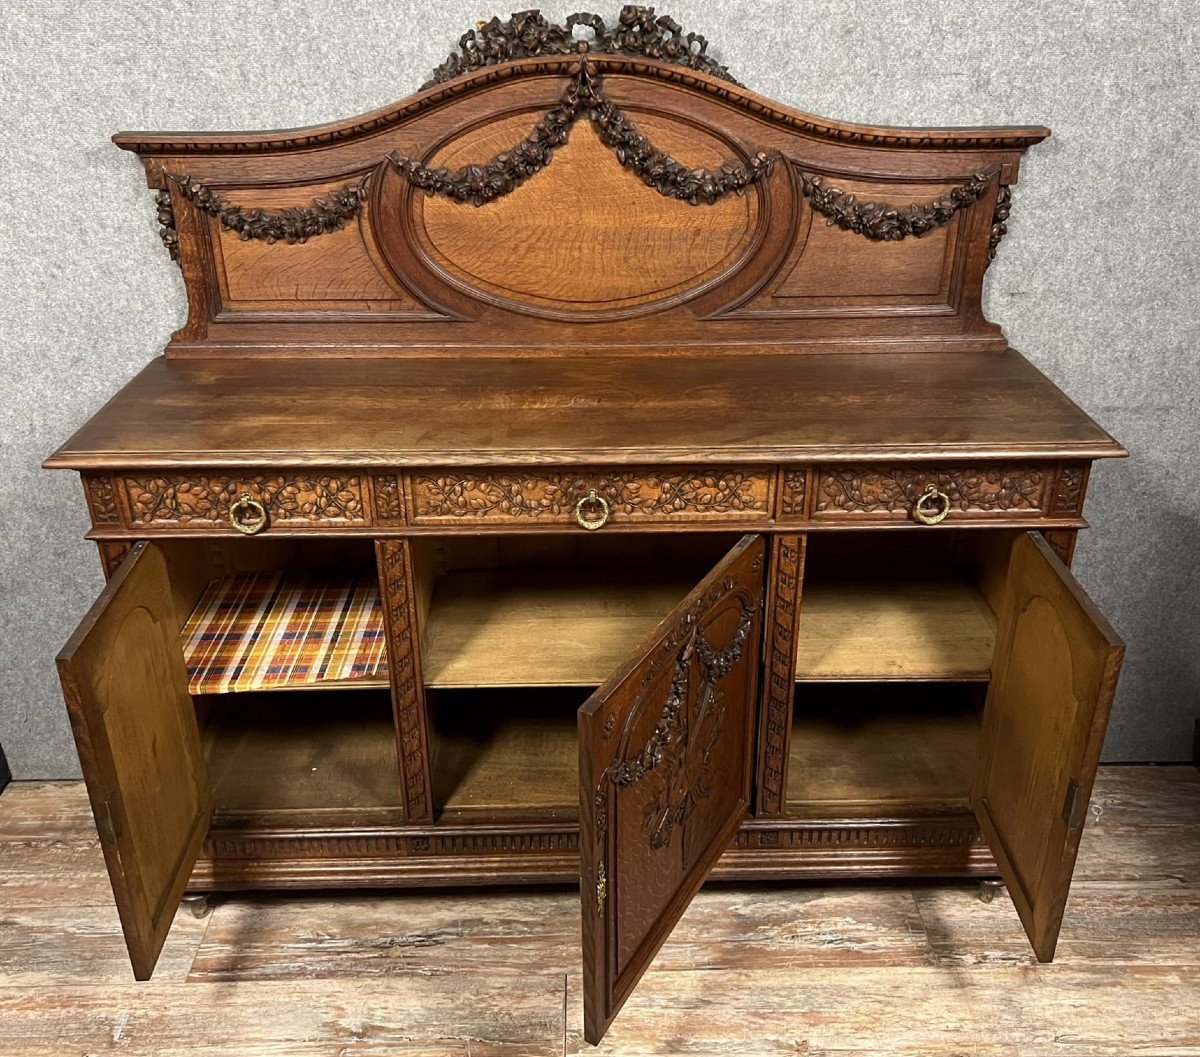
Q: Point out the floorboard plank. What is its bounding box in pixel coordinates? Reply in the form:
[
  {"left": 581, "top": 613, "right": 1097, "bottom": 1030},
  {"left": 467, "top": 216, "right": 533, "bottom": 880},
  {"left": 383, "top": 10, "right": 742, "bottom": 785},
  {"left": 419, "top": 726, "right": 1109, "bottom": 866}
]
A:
[
  {"left": 915, "top": 881, "right": 1200, "bottom": 967},
  {"left": 564, "top": 966, "right": 1200, "bottom": 1056},
  {"left": 0, "top": 977, "right": 567, "bottom": 1057},
  {"left": 0, "top": 904, "right": 209, "bottom": 985},
  {"left": 0, "top": 781, "right": 95, "bottom": 839},
  {"left": 0, "top": 837, "right": 114, "bottom": 906},
  {"left": 188, "top": 885, "right": 934, "bottom": 981}
]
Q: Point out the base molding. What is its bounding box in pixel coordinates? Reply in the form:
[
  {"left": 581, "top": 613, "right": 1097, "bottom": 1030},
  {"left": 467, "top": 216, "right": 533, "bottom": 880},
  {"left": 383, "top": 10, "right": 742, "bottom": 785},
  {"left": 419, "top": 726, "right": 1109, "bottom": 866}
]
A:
[{"left": 188, "top": 812, "right": 996, "bottom": 890}]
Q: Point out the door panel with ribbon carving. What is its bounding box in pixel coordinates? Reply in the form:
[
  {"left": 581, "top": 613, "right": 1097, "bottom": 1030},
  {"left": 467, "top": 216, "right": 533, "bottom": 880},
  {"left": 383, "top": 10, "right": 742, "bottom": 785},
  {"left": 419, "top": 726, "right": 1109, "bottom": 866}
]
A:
[{"left": 578, "top": 534, "right": 765, "bottom": 1045}]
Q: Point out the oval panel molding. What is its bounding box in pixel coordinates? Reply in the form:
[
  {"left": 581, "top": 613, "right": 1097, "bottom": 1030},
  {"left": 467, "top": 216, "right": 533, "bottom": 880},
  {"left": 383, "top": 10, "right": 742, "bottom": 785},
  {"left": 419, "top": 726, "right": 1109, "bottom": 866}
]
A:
[{"left": 406, "top": 111, "right": 766, "bottom": 319}]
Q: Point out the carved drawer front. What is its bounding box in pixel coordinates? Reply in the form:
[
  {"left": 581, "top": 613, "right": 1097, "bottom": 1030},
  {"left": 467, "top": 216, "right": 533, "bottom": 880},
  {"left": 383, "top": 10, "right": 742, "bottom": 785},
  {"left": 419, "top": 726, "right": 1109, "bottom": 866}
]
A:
[
  {"left": 406, "top": 468, "right": 774, "bottom": 528},
  {"left": 790, "top": 464, "right": 1056, "bottom": 524},
  {"left": 122, "top": 473, "right": 367, "bottom": 532}
]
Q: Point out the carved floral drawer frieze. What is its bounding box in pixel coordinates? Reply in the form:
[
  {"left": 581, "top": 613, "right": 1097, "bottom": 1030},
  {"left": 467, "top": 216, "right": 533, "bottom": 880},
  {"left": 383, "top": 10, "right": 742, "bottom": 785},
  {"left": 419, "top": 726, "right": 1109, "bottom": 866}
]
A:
[
  {"left": 405, "top": 467, "right": 773, "bottom": 527},
  {"left": 121, "top": 473, "right": 367, "bottom": 530},
  {"left": 780, "top": 464, "right": 1057, "bottom": 524}
]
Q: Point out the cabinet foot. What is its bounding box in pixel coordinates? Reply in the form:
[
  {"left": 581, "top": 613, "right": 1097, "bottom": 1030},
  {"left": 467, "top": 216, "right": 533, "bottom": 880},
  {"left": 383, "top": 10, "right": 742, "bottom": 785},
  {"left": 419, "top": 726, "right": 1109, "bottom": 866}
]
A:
[
  {"left": 977, "top": 879, "right": 1005, "bottom": 904},
  {"left": 186, "top": 893, "right": 217, "bottom": 919}
]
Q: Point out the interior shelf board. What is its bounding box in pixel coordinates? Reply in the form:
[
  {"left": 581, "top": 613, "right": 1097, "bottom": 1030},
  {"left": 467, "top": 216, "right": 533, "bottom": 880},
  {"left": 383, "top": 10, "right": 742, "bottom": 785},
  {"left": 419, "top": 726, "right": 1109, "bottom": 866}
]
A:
[
  {"left": 431, "top": 704, "right": 580, "bottom": 813},
  {"left": 785, "top": 687, "right": 981, "bottom": 809},
  {"left": 421, "top": 569, "right": 693, "bottom": 689},
  {"left": 795, "top": 576, "right": 996, "bottom": 682},
  {"left": 202, "top": 692, "right": 405, "bottom": 818}
]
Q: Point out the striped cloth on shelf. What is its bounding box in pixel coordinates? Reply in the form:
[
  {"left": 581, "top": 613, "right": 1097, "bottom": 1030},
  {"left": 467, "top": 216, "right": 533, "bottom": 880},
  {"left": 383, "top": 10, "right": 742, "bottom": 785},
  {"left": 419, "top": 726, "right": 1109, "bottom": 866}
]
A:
[{"left": 181, "top": 572, "right": 388, "bottom": 694}]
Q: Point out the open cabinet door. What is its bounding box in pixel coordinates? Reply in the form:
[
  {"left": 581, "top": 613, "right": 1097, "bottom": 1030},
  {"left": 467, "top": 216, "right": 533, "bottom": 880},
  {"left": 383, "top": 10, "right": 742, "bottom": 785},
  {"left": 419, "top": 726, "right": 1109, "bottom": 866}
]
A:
[
  {"left": 972, "top": 532, "right": 1124, "bottom": 962},
  {"left": 579, "top": 534, "right": 766, "bottom": 1044},
  {"left": 57, "top": 541, "right": 210, "bottom": 980}
]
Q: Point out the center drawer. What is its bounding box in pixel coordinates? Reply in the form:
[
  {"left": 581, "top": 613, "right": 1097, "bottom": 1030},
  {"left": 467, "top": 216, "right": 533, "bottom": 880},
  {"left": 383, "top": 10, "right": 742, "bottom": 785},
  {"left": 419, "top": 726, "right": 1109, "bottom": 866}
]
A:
[{"left": 404, "top": 467, "right": 775, "bottom": 529}]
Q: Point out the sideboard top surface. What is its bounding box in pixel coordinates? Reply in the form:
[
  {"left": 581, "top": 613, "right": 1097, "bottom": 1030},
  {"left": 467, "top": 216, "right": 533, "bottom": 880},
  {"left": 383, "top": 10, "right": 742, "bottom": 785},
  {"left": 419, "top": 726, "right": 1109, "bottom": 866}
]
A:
[{"left": 45, "top": 350, "right": 1124, "bottom": 470}]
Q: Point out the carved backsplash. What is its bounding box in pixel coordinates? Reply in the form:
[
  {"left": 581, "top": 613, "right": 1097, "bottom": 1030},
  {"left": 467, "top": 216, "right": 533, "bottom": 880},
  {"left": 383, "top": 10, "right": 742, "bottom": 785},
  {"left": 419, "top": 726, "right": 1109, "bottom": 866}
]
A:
[{"left": 117, "top": 6, "right": 1048, "bottom": 354}]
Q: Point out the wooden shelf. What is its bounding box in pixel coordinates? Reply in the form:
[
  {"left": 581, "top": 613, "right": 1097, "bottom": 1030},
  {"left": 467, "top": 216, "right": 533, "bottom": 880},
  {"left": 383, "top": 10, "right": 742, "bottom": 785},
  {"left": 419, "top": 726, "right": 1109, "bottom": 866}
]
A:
[
  {"left": 786, "top": 684, "right": 981, "bottom": 810},
  {"left": 796, "top": 576, "right": 996, "bottom": 682},
  {"left": 421, "top": 569, "right": 693, "bottom": 689},
  {"left": 430, "top": 690, "right": 582, "bottom": 814},
  {"left": 202, "top": 692, "right": 404, "bottom": 819},
  {"left": 181, "top": 572, "right": 388, "bottom": 695}
]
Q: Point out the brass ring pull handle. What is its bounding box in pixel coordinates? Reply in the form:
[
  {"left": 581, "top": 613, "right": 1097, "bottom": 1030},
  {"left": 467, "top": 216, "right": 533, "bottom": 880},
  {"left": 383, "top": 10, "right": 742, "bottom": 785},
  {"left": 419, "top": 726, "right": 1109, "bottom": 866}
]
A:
[
  {"left": 229, "top": 492, "right": 269, "bottom": 535},
  {"left": 912, "top": 484, "right": 951, "bottom": 526},
  {"left": 574, "top": 489, "right": 610, "bottom": 531}
]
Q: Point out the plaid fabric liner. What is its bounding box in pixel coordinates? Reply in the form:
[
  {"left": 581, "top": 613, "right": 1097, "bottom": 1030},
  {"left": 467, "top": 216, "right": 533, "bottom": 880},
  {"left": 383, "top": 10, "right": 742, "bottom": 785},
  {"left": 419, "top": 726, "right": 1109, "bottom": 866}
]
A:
[{"left": 181, "top": 572, "right": 387, "bottom": 694}]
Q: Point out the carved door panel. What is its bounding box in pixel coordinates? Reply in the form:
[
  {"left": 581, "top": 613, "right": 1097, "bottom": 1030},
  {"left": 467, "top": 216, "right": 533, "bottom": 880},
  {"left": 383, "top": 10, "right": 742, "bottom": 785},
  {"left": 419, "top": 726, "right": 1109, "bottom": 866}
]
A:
[
  {"left": 57, "top": 542, "right": 210, "bottom": 980},
  {"left": 972, "top": 532, "right": 1124, "bottom": 962},
  {"left": 578, "top": 534, "right": 766, "bottom": 1044}
]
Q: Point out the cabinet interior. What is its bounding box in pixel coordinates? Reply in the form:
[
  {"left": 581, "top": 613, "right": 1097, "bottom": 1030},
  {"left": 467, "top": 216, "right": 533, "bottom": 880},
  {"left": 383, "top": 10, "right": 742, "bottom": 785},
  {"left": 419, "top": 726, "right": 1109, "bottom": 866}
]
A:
[
  {"left": 786, "top": 530, "right": 1016, "bottom": 815},
  {"left": 413, "top": 534, "right": 740, "bottom": 818},
  {"left": 156, "top": 539, "right": 402, "bottom": 825},
  {"left": 152, "top": 529, "right": 1023, "bottom": 825}
]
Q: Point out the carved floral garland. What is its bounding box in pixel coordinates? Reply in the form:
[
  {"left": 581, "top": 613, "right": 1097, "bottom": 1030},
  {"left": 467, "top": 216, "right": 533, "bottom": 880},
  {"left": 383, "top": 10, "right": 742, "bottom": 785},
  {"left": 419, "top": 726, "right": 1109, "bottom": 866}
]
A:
[{"left": 155, "top": 60, "right": 995, "bottom": 257}]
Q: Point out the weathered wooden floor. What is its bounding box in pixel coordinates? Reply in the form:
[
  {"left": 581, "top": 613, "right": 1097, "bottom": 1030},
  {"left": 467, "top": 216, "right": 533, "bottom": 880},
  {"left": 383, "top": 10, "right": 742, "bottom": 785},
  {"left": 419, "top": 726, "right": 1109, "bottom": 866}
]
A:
[{"left": 0, "top": 766, "right": 1197, "bottom": 1055}]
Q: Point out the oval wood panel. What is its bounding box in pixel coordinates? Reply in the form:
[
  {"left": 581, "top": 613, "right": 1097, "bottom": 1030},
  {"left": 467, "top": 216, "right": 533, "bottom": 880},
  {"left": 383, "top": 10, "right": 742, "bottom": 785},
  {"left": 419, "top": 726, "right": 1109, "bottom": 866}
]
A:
[{"left": 412, "top": 111, "right": 762, "bottom": 316}]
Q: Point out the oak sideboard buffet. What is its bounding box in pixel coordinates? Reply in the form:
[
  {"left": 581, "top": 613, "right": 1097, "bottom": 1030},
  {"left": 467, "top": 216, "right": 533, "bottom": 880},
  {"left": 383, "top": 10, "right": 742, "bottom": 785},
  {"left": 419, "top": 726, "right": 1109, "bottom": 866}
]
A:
[{"left": 47, "top": 8, "right": 1125, "bottom": 1044}]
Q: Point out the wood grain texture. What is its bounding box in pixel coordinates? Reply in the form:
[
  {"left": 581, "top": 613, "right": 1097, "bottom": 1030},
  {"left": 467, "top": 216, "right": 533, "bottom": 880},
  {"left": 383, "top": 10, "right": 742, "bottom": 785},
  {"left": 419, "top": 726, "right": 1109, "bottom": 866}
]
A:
[
  {"left": 579, "top": 534, "right": 765, "bottom": 1044},
  {"left": 431, "top": 695, "right": 579, "bottom": 813},
  {"left": 0, "top": 904, "right": 209, "bottom": 985},
  {"left": 564, "top": 965, "right": 1200, "bottom": 1056},
  {"left": 44, "top": 350, "right": 1125, "bottom": 470},
  {"left": 2, "top": 769, "right": 1196, "bottom": 1054},
  {"left": 795, "top": 575, "right": 996, "bottom": 681},
  {"left": 421, "top": 570, "right": 693, "bottom": 687},
  {"left": 0, "top": 978, "right": 567, "bottom": 1057},
  {"left": 973, "top": 532, "right": 1125, "bottom": 962},
  {"left": 788, "top": 685, "right": 981, "bottom": 808},
  {"left": 56, "top": 542, "right": 210, "bottom": 980},
  {"left": 110, "top": 51, "right": 1051, "bottom": 356}
]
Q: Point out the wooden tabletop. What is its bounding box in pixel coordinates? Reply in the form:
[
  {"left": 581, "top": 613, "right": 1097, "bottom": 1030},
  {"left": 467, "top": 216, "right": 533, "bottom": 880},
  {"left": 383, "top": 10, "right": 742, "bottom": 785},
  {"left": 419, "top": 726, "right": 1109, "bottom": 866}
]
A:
[{"left": 45, "top": 350, "right": 1125, "bottom": 469}]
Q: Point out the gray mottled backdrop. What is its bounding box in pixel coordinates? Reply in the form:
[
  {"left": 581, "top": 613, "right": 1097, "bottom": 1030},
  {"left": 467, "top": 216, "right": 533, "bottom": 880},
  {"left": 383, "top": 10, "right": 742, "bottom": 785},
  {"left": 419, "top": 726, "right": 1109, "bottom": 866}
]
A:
[{"left": 1, "top": 1, "right": 1197, "bottom": 777}]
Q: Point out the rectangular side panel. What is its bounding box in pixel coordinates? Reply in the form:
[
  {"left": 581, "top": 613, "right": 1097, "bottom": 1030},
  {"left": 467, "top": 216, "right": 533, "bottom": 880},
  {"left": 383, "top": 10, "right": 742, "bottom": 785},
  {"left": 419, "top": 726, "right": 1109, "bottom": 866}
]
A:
[
  {"left": 579, "top": 534, "right": 766, "bottom": 1044},
  {"left": 972, "top": 532, "right": 1124, "bottom": 961},
  {"left": 55, "top": 542, "right": 210, "bottom": 979}
]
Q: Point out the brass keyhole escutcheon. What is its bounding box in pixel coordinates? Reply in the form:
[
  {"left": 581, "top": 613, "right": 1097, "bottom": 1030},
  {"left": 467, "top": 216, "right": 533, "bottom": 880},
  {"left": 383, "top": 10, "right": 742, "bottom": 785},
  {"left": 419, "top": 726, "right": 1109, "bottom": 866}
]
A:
[
  {"left": 229, "top": 492, "right": 269, "bottom": 535},
  {"left": 912, "top": 483, "right": 951, "bottom": 525},
  {"left": 574, "top": 488, "right": 610, "bottom": 530}
]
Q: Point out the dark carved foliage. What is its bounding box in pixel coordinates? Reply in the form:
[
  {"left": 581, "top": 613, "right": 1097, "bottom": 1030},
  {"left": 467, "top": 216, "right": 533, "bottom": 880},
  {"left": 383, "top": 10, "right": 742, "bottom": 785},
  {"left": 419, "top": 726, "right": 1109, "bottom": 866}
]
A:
[
  {"left": 165, "top": 173, "right": 368, "bottom": 245},
  {"left": 605, "top": 592, "right": 755, "bottom": 850},
  {"left": 155, "top": 189, "right": 179, "bottom": 261},
  {"left": 797, "top": 170, "right": 991, "bottom": 242},
  {"left": 422, "top": 6, "right": 738, "bottom": 89},
  {"left": 989, "top": 184, "right": 1013, "bottom": 259},
  {"left": 395, "top": 62, "right": 774, "bottom": 208}
]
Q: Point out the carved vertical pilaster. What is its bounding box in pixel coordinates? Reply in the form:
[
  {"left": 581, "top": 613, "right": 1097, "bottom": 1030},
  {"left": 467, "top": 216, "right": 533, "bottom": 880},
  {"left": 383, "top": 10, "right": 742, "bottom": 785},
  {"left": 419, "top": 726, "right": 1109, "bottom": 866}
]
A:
[
  {"left": 370, "top": 473, "right": 406, "bottom": 526},
  {"left": 1050, "top": 463, "right": 1090, "bottom": 517},
  {"left": 376, "top": 540, "right": 433, "bottom": 822},
  {"left": 756, "top": 534, "right": 805, "bottom": 817},
  {"left": 1041, "top": 529, "right": 1078, "bottom": 568},
  {"left": 96, "top": 541, "right": 132, "bottom": 579},
  {"left": 81, "top": 473, "right": 122, "bottom": 526}
]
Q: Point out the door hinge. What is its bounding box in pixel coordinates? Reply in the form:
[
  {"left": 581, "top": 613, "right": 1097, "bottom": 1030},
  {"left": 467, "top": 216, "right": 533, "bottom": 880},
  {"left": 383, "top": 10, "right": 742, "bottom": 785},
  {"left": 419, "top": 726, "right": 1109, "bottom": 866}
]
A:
[
  {"left": 596, "top": 861, "right": 607, "bottom": 914},
  {"left": 1062, "top": 778, "right": 1087, "bottom": 830}
]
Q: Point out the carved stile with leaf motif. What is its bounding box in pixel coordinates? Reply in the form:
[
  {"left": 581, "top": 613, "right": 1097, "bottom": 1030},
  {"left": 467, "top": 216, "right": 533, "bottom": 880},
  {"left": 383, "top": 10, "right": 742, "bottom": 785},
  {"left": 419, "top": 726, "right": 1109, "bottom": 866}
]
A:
[{"left": 46, "top": 7, "right": 1127, "bottom": 1045}]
